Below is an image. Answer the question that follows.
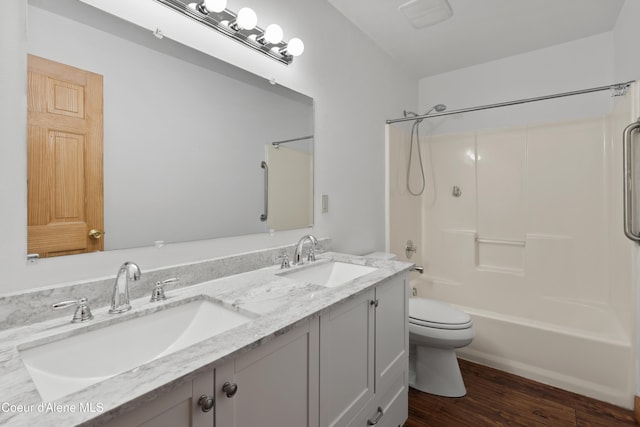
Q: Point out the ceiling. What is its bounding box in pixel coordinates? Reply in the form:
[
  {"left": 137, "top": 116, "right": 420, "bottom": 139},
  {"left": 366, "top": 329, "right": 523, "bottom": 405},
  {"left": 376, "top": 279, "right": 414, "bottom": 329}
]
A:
[{"left": 327, "top": 0, "right": 625, "bottom": 79}]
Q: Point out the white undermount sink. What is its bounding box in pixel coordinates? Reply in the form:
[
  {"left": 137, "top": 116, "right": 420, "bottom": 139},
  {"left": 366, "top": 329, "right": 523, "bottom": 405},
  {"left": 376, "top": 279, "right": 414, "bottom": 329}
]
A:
[
  {"left": 19, "top": 299, "right": 253, "bottom": 401},
  {"left": 280, "top": 261, "right": 378, "bottom": 288}
]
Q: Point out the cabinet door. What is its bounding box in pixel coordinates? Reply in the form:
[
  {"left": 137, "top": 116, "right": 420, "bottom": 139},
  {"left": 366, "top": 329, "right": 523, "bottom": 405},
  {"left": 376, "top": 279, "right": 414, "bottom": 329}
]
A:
[
  {"left": 319, "top": 289, "right": 375, "bottom": 427},
  {"left": 101, "top": 370, "right": 214, "bottom": 427},
  {"left": 215, "top": 318, "right": 319, "bottom": 427},
  {"left": 352, "top": 274, "right": 409, "bottom": 427},
  {"left": 374, "top": 275, "right": 408, "bottom": 393}
]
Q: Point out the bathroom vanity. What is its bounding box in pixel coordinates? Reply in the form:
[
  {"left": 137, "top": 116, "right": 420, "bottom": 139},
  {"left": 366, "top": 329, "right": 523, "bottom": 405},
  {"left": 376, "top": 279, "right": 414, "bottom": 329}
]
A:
[
  {"left": 319, "top": 274, "right": 408, "bottom": 427},
  {"left": 0, "top": 252, "right": 411, "bottom": 427}
]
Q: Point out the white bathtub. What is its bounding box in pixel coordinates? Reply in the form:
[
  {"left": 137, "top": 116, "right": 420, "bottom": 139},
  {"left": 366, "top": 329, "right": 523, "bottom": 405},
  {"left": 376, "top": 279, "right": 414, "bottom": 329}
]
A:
[{"left": 412, "top": 275, "right": 635, "bottom": 408}]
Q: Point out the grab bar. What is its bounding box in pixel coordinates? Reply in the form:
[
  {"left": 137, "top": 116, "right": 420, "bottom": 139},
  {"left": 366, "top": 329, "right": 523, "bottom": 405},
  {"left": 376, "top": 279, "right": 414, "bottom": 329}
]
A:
[
  {"left": 476, "top": 237, "right": 526, "bottom": 247},
  {"left": 260, "top": 161, "right": 268, "bottom": 222},
  {"left": 623, "top": 118, "right": 640, "bottom": 242}
]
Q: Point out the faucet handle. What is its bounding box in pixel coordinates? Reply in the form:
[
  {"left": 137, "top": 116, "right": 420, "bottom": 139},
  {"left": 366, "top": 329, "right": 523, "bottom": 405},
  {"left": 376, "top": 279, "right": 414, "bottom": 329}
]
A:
[
  {"left": 278, "top": 251, "right": 291, "bottom": 269},
  {"left": 307, "top": 247, "right": 316, "bottom": 262},
  {"left": 53, "top": 297, "right": 94, "bottom": 323},
  {"left": 151, "top": 278, "right": 179, "bottom": 302}
]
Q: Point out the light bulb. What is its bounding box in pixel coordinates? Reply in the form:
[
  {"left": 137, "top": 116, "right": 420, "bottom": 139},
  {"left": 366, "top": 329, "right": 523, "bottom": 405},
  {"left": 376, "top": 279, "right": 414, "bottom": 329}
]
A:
[
  {"left": 286, "top": 37, "right": 304, "bottom": 56},
  {"left": 263, "top": 24, "right": 283, "bottom": 44},
  {"left": 204, "top": 0, "right": 226, "bottom": 13},
  {"left": 236, "top": 7, "right": 257, "bottom": 30}
]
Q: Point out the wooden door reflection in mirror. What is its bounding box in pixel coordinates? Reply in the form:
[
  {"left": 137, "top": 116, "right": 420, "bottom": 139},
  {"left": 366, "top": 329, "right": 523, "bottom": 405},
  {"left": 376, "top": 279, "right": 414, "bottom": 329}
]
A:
[{"left": 27, "top": 54, "right": 104, "bottom": 258}]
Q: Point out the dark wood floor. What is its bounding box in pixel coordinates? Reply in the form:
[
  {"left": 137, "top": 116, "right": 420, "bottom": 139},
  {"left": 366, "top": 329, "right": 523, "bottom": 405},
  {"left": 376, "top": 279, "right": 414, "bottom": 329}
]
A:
[{"left": 405, "top": 359, "right": 637, "bottom": 426}]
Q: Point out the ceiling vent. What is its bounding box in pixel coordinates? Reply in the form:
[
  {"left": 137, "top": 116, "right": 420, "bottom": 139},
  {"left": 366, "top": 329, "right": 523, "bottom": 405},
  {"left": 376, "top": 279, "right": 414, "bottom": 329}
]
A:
[{"left": 398, "top": 0, "right": 453, "bottom": 29}]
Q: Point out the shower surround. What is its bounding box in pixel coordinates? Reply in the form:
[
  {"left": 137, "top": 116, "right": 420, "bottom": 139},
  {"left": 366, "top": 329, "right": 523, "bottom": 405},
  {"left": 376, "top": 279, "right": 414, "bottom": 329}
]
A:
[{"left": 386, "top": 86, "right": 638, "bottom": 408}]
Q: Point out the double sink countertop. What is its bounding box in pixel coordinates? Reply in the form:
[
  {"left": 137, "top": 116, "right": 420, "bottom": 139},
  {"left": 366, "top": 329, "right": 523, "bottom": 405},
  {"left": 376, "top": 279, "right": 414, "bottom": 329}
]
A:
[{"left": 0, "top": 252, "right": 412, "bottom": 426}]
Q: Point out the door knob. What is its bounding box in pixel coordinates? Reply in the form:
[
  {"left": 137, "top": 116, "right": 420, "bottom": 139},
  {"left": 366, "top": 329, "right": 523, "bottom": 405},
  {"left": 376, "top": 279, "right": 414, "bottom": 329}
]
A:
[{"left": 88, "top": 229, "right": 102, "bottom": 240}]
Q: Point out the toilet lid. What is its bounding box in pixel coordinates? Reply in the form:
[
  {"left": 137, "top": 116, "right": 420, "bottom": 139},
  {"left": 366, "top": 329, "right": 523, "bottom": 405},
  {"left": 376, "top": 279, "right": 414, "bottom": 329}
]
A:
[{"left": 409, "top": 298, "right": 472, "bottom": 330}]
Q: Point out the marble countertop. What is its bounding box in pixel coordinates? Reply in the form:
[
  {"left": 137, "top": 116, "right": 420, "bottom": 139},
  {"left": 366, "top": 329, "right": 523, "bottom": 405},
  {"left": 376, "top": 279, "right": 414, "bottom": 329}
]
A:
[{"left": 0, "top": 252, "right": 412, "bottom": 426}]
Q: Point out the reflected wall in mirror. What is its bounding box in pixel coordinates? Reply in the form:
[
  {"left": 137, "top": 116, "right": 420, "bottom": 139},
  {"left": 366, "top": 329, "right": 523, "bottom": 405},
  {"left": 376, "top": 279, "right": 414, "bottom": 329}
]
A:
[{"left": 26, "top": 0, "right": 314, "bottom": 256}]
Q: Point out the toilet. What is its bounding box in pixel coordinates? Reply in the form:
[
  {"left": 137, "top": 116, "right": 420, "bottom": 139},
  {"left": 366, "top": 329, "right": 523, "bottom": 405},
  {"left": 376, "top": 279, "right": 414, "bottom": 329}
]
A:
[
  {"left": 409, "top": 297, "right": 473, "bottom": 397},
  {"left": 364, "top": 252, "right": 473, "bottom": 397}
]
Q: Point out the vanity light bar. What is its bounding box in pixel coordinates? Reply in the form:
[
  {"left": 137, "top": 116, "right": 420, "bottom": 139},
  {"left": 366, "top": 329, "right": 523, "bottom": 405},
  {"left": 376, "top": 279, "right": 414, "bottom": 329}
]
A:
[{"left": 154, "top": 0, "right": 304, "bottom": 65}]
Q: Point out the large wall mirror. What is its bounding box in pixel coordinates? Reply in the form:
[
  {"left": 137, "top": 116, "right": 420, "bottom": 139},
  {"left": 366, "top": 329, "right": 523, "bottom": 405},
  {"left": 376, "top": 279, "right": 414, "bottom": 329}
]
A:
[{"left": 26, "top": 0, "right": 314, "bottom": 258}]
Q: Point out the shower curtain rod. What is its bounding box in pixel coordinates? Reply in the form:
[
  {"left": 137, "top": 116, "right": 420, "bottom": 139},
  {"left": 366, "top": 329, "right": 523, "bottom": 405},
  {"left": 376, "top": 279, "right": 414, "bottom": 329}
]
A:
[
  {"left": 271, "top": 135, "right": 314, "bottom": 147},
  {"left": 386, "top": 80, "right": 636, "bottom": 124}
]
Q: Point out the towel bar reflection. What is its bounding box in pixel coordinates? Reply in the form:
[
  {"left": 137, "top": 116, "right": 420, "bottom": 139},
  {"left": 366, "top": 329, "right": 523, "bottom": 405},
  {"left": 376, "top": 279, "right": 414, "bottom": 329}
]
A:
[{"left": 260, "top": 161, "right": 268, "bottom": 222}]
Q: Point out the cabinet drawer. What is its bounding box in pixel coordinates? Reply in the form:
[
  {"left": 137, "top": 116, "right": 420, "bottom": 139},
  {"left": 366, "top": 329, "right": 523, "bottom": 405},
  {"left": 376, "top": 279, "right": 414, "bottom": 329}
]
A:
[{"left": 351, "top": 372, "right": 407, "bottom": 427}]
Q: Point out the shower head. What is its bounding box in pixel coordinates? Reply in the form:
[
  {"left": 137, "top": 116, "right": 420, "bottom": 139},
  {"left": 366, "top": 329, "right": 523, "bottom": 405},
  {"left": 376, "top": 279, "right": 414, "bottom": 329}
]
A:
[
  {"left": 403, "top": 104, "right": 446, "bottom": 121},
  {"left": 423, "top": 103, "right": 447, "bottom": 115}
]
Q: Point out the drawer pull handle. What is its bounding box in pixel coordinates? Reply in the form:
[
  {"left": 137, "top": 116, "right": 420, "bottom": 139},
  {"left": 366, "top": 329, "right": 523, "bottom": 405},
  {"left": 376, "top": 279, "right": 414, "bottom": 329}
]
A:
[
  {"left": 367, "top": 406, "right": 384, "bottom": 425},
  {"left": 370, "top": 299, "right": 379, "bottom": 308},
  {"left": 222, "top": 381, "right": 238, "bottom": 398},
  {"left": 197, "top": 394, "right": 214, "bottom": 412}
]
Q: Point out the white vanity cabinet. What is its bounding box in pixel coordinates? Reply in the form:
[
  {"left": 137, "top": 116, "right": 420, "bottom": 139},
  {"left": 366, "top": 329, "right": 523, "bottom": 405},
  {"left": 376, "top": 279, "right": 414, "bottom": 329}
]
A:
[
  {"left": 215, "top": 317, "right": 319, "bottom": 426},
  {"left": 319, "top": 274, "right": 408, "bottom": 427},
  {"left": 98, "top": 272, "right": 407, "bottom": 427}
]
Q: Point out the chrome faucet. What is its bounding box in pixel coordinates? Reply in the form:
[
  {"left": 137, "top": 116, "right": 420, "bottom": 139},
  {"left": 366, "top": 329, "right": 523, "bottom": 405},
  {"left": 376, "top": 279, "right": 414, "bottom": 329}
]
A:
[
  {"left": 109, "top": 262, "right": 141, "bottom": 314},
  {"left": 293, "top": 235, "right": 319, "bottom": 265},
  {"left": 53, "top": 297, "right": 94, "bottom": 323}
]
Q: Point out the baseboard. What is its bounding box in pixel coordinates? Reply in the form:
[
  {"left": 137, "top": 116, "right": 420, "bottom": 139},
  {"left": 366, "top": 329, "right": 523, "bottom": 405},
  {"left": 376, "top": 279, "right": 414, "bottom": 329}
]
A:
[
  {"left": 634, "top": 395, "right": 640, "bottom": 424},
  {"left": 457, "top": 348, "right": 633, "bottom": 409}
]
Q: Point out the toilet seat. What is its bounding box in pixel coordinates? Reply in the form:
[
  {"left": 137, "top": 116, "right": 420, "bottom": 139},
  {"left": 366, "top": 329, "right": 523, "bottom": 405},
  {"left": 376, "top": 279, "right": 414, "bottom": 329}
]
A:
[{"left": 409, "top": 298, "right": 472, "bottom": 330}]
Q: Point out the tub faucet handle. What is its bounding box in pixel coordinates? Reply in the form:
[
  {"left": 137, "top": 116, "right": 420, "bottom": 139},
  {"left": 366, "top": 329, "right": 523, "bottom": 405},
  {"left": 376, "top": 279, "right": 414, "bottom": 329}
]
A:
[{"left": 405, "top": 240, "right": 417, "bottom": 259}]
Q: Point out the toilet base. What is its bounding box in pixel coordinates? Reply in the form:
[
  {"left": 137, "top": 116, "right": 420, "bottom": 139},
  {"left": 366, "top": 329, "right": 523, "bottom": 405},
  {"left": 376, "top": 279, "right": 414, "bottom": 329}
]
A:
[{"left": 409, "top": 345, "right": 467, "bottom": 397}]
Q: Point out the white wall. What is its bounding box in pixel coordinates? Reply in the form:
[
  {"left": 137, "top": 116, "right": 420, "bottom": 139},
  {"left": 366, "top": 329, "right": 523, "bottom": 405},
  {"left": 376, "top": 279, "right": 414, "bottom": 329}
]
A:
[
  {"left": 0, "top": 0, "right": 417, "bottom": 292},
  {"left": 418, "top": 32, "right": 615, "bottom": 135},
  {"left": 613, "top": 0, "right": 640, "bottom": 84}
]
